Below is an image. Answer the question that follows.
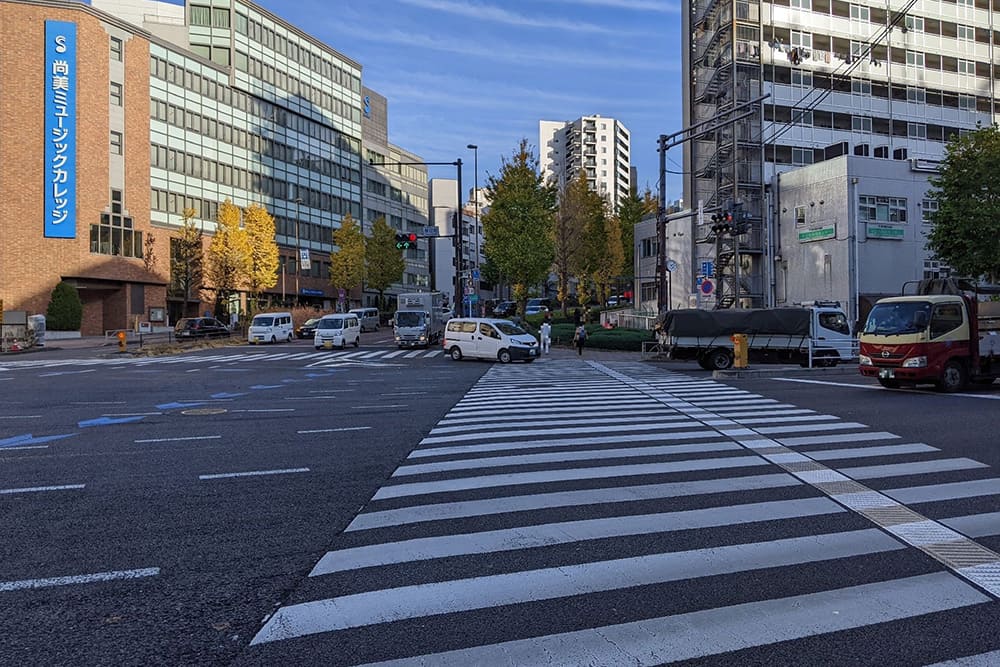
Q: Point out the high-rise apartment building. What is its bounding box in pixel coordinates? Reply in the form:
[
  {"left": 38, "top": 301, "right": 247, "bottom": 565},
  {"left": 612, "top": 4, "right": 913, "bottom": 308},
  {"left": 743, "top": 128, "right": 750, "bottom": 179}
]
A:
[
  {"left": 683, "top": 0, "right": 994, "bottom": 307},
  {"left": 539, "top": 116, "right": 631, "bottom": 211}
]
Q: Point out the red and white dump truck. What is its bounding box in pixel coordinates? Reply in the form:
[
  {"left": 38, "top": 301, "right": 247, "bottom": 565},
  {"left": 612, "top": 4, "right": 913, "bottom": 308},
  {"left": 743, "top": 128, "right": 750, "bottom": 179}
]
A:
[{"left": 859, "top": 278, "right": 1000, "bottom": 392}]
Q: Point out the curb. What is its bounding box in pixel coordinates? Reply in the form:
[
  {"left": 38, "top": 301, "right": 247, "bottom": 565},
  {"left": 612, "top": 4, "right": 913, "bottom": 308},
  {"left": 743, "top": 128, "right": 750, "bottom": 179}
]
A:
[{"left": 713, "top": 365, "right": 859, "bottom": 379}]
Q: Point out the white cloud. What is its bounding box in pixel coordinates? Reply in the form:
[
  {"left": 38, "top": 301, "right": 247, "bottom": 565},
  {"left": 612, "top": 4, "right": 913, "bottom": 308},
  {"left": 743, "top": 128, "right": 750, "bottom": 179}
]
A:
[
  {"left": 540, "top": 0, "right": 679, "bottom": 12},
  {"left": 395, "top": 0, "right": 640, "bottom": 34}
]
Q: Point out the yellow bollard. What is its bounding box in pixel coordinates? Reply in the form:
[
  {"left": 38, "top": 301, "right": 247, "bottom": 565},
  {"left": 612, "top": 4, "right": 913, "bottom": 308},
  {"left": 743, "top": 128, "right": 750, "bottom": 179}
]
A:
[
  {"left": 117, "top": 330, "right": 127, "bottom": 353},
  {"left": 731, "top": 333, "right": 748, "bottom": 368}
]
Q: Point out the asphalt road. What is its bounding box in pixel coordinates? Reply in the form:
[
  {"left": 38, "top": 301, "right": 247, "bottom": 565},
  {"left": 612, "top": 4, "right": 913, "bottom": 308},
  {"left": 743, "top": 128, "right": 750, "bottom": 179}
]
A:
[{"left": 2, "top": 344, "right": 1000, "bottom": 666}]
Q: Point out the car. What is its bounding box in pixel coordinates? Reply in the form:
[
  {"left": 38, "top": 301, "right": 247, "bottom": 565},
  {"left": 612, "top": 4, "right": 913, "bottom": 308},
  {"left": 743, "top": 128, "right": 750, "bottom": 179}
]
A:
[
  {"left": 443, "top": 317, "right": 538, "bottom": 363},
  {"left": 524, "top": 305, "right": 549, "bottom": 316},
  {"left": 174, "top": 317, "right": 230, "bottom": 339},
  {"left": 313, "top": 313, "right": 361, "bottom": 350},
  {"left": 296, "top": 317, "right": 321, "bottom": 339},
  {"left": 492, "top": 300, "right": 517, "bottom": 317}
]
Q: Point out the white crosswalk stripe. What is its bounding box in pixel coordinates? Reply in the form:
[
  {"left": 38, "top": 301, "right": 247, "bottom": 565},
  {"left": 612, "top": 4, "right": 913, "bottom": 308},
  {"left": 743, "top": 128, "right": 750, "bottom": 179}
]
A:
[{"left": 244, "top": 361, "right": 1000, "bottom": 663}]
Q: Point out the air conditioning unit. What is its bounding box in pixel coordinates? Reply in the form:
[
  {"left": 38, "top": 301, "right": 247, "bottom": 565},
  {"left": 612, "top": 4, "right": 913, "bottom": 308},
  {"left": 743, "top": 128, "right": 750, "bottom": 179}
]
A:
[{"left": 910, "top": 158, "right": 941, "bottom": 172}]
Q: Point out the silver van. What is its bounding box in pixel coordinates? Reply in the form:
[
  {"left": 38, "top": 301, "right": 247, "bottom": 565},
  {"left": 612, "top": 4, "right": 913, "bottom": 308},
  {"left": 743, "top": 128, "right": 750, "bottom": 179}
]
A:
[
  {"left": 443, "top": 317, "right": 538, "bottom": 363},
  {"left": 349, "top": 307, "right": 380, "bottom": 332},
  {"left": 248, "top": 312, "right": 293, "bottom": 344}
]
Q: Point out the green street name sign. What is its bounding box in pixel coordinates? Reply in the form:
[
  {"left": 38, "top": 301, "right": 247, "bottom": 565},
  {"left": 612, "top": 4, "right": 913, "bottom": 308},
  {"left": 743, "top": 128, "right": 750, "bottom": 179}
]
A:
[
  {"left": 867, "top": 223, "right": 905, "bottom": 240},
  {"left": 798, "top": 225, "right": 836, "bottom": 243}
]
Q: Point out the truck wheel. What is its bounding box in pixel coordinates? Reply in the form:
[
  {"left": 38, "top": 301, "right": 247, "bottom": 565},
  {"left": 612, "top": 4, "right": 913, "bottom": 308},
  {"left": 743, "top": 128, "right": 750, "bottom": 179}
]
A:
[
  {"left": 449, "top": 346, "right": 463, "bottom": 361},
  {"left": 498, "top": 349, "right": 513, "bottom": 364},
  {"left": 877, "top": 378, "right": 900, "bottom": 389},
  {"left": 705, "top": 349, "right": 733, "bottom": 370},
  {"left": 936, "top": 361, "right": 967, "bottom": 393}
]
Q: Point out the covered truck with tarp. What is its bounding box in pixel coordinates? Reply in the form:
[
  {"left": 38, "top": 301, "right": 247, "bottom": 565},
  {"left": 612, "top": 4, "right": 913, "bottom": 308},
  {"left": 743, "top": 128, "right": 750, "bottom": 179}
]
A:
[{"left": 656, "top": 303, "right": 854, "bottom": 370}]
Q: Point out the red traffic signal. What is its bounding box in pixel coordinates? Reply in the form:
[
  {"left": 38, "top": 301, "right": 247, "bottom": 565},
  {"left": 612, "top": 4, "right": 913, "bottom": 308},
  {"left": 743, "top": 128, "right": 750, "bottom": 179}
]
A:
[{"left": 407, "top": 233, "right": 417, "bottom": 242}]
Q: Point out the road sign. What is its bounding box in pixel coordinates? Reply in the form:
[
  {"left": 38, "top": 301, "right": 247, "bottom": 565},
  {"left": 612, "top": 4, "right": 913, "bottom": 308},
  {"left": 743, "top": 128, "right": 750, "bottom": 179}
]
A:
[
  {"left": 701, "top": 260, "right": 714, "bottom": 277},
  {"left": 697, "top": 199, "right": 704, "bottom": 226},
  {"left": 700, "top": 278, "right": 715, "bottom": 295},
  {"left": 421, "top": 226, "right": 439, "bottom": 237},
  {"left": 472, "top": 269, "right": 480, "bottom": 281},
  {"left": 337, "top": 288, "right": 346, "bottom": 301},
  {"left": 666, "top": 259, "right": 678, "bottom": 273},
  {"left": 299, "top": 249, "right": 311, "bottom": 271}
]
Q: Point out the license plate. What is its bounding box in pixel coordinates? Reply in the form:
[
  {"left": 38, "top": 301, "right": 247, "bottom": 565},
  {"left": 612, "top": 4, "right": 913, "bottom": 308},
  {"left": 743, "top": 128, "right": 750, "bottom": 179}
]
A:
[{"left": 878, "top": 369, "right": 895, "bottom": 379}]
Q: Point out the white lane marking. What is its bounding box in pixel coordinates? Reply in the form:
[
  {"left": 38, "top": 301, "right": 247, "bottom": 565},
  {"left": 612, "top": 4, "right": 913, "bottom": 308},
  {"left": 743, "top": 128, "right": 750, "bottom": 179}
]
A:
[
  {"left": 404, "top": 351, "right": 423, "bottom": 358},
  {"left": 925, "top": 649, "right": 1000, "bottom": 667},
  {"left": 283, "top": 396, "right": 332, "bottom": 401},
  {"left": 102, "top": 412, "right": 164, "bottom": 417},
  {"left": 437, "top": 408, "right": 669, "bottom": 426},
  {"left": 313, "top": 497, "right": 844, "bottom": 575},
  {"left": 135, "top": 435, "right": 222, "bottom": 443},
  {"left": 347, "top": 473, "right": 800, "bottom": 531},
  {"left": 941, "top": 512, "right": 1000, "bottom": 539},
  {"left": 423, "top": 350, "right": 442, "bottom": 357},
  {"left": 0, "top": 445, "right": 49, "bottom": 451},
  {"left": 251, "top": 528, "right": 903, "bottom": 644},
  {"left": 359, "top": 351, "right": 386, "bottom": 359},
  {"left": 355, "top": 403, "right": 408, "bottom": 409},
  {"left": 199, "top": 467, "right": 310, "bottom": 480},
  {"left": 0, "top": 567, "right": 161, "bottom": 592},
  {"left": 382, "top": 350, "right": 407, "bottom": 359},
  {"left": 430, "top": 414, "right": 685, "bottom": 434},
  {"left": 381, "top": 392, "right": 428, "bottom": 397},
  {"left": 297, "top": 427, "right": 373, "bottom": 434},
  {"left": 0, "top": 415, "right": 42, "bottom": 419},
  {"left": 38, "top": 369, "right": 96, "bottom": 377},
  {"left": 804, "top": 443, "right": 939, "bottom": 461},
  {"left": 410, "top": 431, "right": 717, "bottom": 459},
  {"left": 394, "top": 441, "right": 740, "bottom": 477},
  {"left": 754, "top": 421, "right": 869, "bottom": 435},
  {"left": 308, "top": 389, "right": 353, "bottom": 393},
  {"left": 0, "top": 484, "right": 84, "bottom": 495},
  {"left": 772, "top": 377, "right": 1000, "bottom": 399},
  {"left": 778, "top": 432, "right": 900, "bottom": 447},
  {"left": 887, "top": 478, "right": 1000, "bottom": 504},
  {"left": 71, "top": 401, "right": 125, "bottom": 405},
  {"left": 230, "top": 409, "right": 296, "bottom": 413},
  {"left": 419, "top": 421, "right": 703, "bottom": 445},
  {"left": 352, "top": 573, "right": 985, "bottom": 667},
  {"left": 841, "top": 458, "right": 988, "bottom": 480},
  {"left": 374, "top": 455, "right": 767, "bottom": 500},
  {"left": 732, "top": 414, "right": 842, "bottom": 425},
  {"left": 186, "top": 369, "right": 201, "bottom": 373}
]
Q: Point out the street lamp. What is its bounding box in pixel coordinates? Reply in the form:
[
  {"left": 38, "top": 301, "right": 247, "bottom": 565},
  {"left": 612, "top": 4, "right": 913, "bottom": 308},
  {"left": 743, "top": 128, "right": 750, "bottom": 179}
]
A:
[
  {"left": 293, "top": 196, "right": 302, "bottom": 304},
  {"left": 467, "top": 143, "right": 479, "bottom": 317}
]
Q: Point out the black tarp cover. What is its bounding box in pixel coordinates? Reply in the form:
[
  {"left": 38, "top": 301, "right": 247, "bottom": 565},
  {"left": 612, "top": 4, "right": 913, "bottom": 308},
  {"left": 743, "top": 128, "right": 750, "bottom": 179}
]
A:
[{"left": 660, "top": 308, "right": 812, "bottom": 338}]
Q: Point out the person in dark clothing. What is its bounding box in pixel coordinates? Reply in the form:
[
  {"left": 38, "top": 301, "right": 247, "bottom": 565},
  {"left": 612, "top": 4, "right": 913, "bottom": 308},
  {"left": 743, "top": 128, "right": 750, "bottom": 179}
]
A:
[
  {"left": 574, "top": 324, "right": 587, "bottom": 356},
  {"left": 572, "top": 308, "right": 581, "bottom": 326}
]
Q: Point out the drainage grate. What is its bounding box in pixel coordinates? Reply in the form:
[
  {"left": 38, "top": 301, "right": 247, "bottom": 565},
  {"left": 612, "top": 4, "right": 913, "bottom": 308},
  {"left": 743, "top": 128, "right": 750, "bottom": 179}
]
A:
[
  {"left": 860, "top": 505, "right": 927, "bottom": 528},
  {"left": 924, "top": 541, "right": 1000, "bottom": 570},
  {"left": 814, "top": 480, "right": 870, "bottom": 496}
]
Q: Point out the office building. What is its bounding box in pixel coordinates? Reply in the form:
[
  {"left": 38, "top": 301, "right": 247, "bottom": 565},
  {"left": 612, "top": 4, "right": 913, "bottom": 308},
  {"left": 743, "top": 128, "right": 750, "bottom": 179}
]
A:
[
  {"left": 683, "top": 0, "right": 993, "bottom": 308},
  {"left": 539, "top": 115, "right": 631, "bottom": 212}
]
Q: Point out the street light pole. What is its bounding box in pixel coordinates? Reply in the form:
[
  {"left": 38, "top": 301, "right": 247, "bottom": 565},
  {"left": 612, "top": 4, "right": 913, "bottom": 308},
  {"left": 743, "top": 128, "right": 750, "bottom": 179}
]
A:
[
  {"left": 467, "top": 144, "right": 479, "bottom": 316},
  {"left": 455, "top": 158, "right": 463, "bottom": 316},
  {"left": 293, "top": 196, "right": 302, "bottom": 304}
]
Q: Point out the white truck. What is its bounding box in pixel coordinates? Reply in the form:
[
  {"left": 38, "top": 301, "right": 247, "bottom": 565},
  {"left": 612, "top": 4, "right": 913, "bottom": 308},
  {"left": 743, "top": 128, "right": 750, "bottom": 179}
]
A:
[
  {"left": 657, "top": 302, "right": 855, "bottom": 370},
  {"left": 393, "top": 291, "right": 445, "bottom": 349}
]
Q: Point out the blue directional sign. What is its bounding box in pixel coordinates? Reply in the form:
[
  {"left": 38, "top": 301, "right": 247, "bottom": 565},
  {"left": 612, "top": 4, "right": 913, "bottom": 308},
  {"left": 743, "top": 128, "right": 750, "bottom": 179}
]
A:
[
  {"left": 701, "top": 260, "right": 714, "bottom": 277},
  {"left": 78, "top": 416, "right": 145, "bottom": 428},
  {"left": 0, "top": 433, "right": 77, "bottom": 448}
]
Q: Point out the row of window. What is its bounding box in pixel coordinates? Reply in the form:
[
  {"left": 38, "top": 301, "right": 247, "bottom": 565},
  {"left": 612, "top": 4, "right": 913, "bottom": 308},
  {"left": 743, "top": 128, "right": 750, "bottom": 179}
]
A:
[
  {"left": 765, "top": 104, "right": 970, "bottom": 141},
  {"left": 149, "top": 55, "right": 362, "bottom": 159},
  {"left": 150, "top": 144, "right": 360, "bottom": 218},
  {"left": 792, "top": 196, "right": 938, "bottom": 226},
  {"left": 149, "top": 98, "right": 361, "bottom": 185},
  {"left": 365, "top": 149, "right": 429, "bottom": 183},
  {"left": 363, "top": 209, "right": 426, "bottom": 236},
  {"left": 233, "top": 11, "right": 361, "bottom": 94},
  {"left": 782, "top": 0, "right": 984, "bottom": 21}
]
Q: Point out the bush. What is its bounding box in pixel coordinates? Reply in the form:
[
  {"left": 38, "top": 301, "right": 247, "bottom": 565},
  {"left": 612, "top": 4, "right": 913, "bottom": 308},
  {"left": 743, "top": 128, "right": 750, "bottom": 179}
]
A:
[
  {"left": 550, "top": 323, "right": 652, "bottom": 351},
  {"left": 45, "top": 281, "right": 83, "bottom": 331}
]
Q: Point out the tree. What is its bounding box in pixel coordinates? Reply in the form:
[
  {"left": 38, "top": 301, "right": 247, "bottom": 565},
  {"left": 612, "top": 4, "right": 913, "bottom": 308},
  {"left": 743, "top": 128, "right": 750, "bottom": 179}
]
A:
[
  {"left": 365, "top": 215, "right": 405, "bottom": 310},
  {"left": 330, "top": 212, "right": 365, "bottom": 309},
  {"left": 205, "top": 199, "right": 251, "bottom": 317},
  {"left": 926, "top": 125, "right": 1000, "bottom": 282},
  {"left": 45, "top": 281, "right": 83, "bottom": 331},
  {"left": 169, "top": 207, "right": 203, "bottom": 317},
  {"left": 244, "top": 203, "right": 279, "bottom": 312},
  {"left": 617, "top": 188, "right": 657, "bottom": 283},
  {"left": 482, "top": 139, "right": 557, "bottom": 313},
  {"left": 581, "top": 194, "right": 623, "bottom": 306},
  {"left": 551, "top": 172, "right": 592, "bottom": 315}
]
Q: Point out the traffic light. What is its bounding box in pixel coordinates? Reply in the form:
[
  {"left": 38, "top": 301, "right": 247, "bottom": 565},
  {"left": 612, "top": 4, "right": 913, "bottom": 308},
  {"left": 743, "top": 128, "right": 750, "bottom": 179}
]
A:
[
  {"left": 710, "top": 210, "right": 734, "bottom": 236},
  {"left": 395, "top": 232, "right": 418, "bottom": 250}
]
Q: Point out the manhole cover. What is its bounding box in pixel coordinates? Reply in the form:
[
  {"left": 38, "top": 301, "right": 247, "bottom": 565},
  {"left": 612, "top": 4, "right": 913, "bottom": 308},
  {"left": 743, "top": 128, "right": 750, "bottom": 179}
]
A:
[{"left": 181, "top": 407, "right": 228, "bottom": 416}]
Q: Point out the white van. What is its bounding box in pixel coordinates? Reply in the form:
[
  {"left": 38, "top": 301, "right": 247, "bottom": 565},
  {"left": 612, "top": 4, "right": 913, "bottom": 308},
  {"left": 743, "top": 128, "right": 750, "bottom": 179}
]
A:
[
  {"left": 313, "top": 313, "right": 361, "bottom": 350},
  {"left": 444, "top": 317, "right": 538, "bottom": 363},
  {"left": 248, "top": 312, "right": 293, "bottom": 344},
  {"left": 349, "top": 307, "right": 380, "bottom": 332}
]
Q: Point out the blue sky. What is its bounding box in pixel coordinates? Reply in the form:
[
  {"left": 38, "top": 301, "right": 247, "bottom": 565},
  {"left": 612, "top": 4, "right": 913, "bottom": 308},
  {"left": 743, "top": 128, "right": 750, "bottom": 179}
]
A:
[{"left": 251, "top": 0, "right": 683, "bottom": 201}]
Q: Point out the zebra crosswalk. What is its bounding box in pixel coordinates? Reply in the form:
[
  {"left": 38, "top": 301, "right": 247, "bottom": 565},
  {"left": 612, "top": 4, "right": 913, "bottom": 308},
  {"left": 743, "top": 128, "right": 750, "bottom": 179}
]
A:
[
  {"left": 242, "top": 361, "right": 1000, "bottom": 666},
  {"left": 0, "top": 347, "right": 445, "bottom": 372}
]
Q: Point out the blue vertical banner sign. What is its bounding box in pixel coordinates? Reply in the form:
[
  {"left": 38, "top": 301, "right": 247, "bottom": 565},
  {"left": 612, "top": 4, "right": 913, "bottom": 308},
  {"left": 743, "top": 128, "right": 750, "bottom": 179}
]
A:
[{"left": 44, "top": 20, "right": 77, "bottom": 239}]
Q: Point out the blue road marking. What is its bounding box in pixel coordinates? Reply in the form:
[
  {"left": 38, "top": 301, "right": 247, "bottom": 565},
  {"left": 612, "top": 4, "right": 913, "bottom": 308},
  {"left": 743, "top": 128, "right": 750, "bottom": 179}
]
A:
[
  {"left": 0, "top": 433, "right": 77, "bottom": 447},
  {"left": 211, "top": 392, "right": 247, "bottom": 399},
  {"left": 78, "top": 416, "right": 146, "bottom": 428},
  {"left": 156, "top": 401, "right": 208, "bottom": 410},
  {"left": 250, "top": 385, "right": 284, "bottom": 390}
]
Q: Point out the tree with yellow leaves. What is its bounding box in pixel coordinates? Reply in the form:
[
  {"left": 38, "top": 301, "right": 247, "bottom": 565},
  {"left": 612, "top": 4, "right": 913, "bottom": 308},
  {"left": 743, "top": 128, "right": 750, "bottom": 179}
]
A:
[
  {"left": 329, "top": 213, "right": 365, "bottom": 310},
  {"left": 243, "top": 203, "right": 279, "bottom": 312},
  {"left": 206, "top": 199, "right": 251, "bottom": 317}
]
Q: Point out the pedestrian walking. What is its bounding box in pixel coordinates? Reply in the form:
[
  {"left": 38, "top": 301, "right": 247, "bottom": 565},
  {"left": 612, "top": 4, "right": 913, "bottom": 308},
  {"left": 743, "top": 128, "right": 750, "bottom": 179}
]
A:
[
  {"left": 573, "top": 324, "right": 587, "bottom": 356},
  {"left": 540, "top": 321, "right": 551, "bottom": 354}
]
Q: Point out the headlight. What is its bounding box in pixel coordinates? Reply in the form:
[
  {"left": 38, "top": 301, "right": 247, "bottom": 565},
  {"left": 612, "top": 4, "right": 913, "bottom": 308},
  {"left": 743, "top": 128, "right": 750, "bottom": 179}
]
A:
[
  {"left": 859, "top": 355, "right": 872, "bottom": 366},
  {"left": 419, "top": 336, "right": 426, "bottom": 341},
  {"left": 902, "top": 356, "right": 927, "bottom": 368}
]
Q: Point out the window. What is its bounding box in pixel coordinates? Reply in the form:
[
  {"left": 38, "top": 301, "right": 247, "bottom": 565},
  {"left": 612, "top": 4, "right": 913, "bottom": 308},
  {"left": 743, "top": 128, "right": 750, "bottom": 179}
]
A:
[
  {"left": 859, "top": 196, "right": 907, "bottom": 223},
  {"left": 90, "top": 190, "right": 141, "bottom": 258},
  {"left": 906, "top": 51, "right": 924, "bottom": 67},
  {"left": 790, "top": 31, "right": 812, "bottom": 49},
  {"left": 905, "top": 15, "right": 924, "bottom": 33},
  {"left": 959, "top": 94, "right": 976, "bottom": 110},
  {"left": 110, "top": 82, "right": 122, "bottom": 106},
  {"left": 794, "top": 205, "right": 807, "bottom": 227},
  {"left": 850, "top": 4, "right": 870, "bottom": 20},
  {"left": 907, "top": 87, "right": 925, "bottom": 103},
  {"left": 957, "top": 25, "right": 974, "bottom": 41},
  {"left": 852, "top": 78, "right": 871, "bottom": 95},
  {"left": 212, "top": 8, "right": 230, "bottom": 28},
  {"left": 958, "top": 59, "right": 975, "bottom": 74},
  {"left": 792, "top": 147, "right": 813, "bottom": 165},
  {"left": 790, "top": 0, "right": 812, "bottom": 7},
  {"left": 110, "top": 37, "right": 122, "bottom": 62},
  {"left": 819, "top": 312, "right": 850, "bottom": 335},
  {"left": 850, "top": 41, "right": 865, "bottom": 58},
  {"left": 852, "top": 116, "right": 872, "bottom": 132},
  {"left": 921, "top": 198, "right": 938, "bottom": 223},
  {"left": 110, "top": 131, "right": 123, "bottom": 155},
  {"left": 791, "top": 69, "right": 812, "bottom": 87},
  {"left": 908, "top": 122, "right": 927, "bottom": 139},
  {"left": 930, "top": 303, "right": 964, "bottom": 339},
  {"left": 795, "top": 110, "right": 813, "bottom": 126},
  {"left": 189, "top": 5, "right": 210, "bottom": 26}
]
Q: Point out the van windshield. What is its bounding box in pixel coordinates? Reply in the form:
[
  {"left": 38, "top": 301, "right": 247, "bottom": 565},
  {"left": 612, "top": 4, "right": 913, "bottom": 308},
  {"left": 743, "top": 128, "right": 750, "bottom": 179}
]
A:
[
  {"left": 252, "top": 316, "right": 273, "bottom": 327},
  {"left": 317, "top": 318, "right": 344, "bottom": 330},
  {"left": 495, "top": 322, "right": 526, "bottom": 336},
  {"left": 395, "top": 312, "right": 425, "bottom": 327},
  {"left": 863, "top": 302, "right": 931, "bottom": 336}
]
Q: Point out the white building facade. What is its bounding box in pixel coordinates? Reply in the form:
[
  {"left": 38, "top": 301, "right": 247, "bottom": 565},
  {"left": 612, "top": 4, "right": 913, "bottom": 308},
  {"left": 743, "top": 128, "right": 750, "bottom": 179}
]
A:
[{"left": 539, "top": 116, "right": 632, "bottom": 212}]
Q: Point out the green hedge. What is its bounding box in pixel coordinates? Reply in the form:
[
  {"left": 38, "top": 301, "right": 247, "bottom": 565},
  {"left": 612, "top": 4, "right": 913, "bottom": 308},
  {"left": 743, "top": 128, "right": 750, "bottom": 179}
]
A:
[{"left": 550, "top": 323, "right": 651, "bottom": 352}]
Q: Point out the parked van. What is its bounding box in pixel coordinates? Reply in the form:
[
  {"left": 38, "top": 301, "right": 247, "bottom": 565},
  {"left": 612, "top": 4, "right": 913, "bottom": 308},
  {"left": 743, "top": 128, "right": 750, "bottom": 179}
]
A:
[
  {"left": 349, "top": 307, "right": 380, "bottom": 332},
  {"left": 313, "top": 313, "right": 361, "bottom": 350},
  {"left": 248, "top": 312, "right": 293, "bottom": 344},
  {"left": 443, "top": 317, "right": 538, "bottom": 363}
]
